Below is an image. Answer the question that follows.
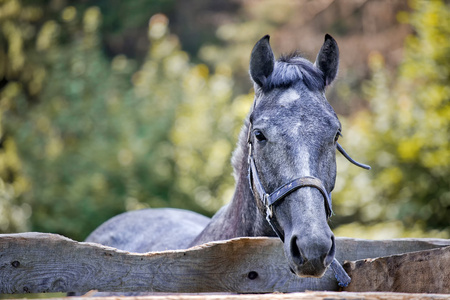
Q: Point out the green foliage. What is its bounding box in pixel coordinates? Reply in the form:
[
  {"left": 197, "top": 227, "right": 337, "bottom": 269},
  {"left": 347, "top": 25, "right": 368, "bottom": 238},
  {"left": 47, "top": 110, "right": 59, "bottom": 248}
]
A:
[
  {"left": 0, "top": 0, "right": 44, "bottom": 233},
  {"left": 0, "top": 1, "right": 251, "bottom": 240},
  {"left": 333, "top": 0, "right": 449, "bottom": 237}
]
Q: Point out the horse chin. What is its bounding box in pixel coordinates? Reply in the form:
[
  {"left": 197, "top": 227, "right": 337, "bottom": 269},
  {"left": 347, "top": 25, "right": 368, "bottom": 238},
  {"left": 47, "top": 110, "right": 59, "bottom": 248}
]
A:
[{"left": 289, "top": 260, "right": 329, "bottom": 278}]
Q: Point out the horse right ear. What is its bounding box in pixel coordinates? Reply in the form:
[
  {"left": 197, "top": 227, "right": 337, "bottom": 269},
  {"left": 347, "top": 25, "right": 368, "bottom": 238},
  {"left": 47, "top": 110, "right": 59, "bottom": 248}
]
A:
[
  {"left": 249, "top": 35, "right": 275, "bottom": 88},
  {"left": 315, "top": 34, "right": 339, "bottom": 86}
]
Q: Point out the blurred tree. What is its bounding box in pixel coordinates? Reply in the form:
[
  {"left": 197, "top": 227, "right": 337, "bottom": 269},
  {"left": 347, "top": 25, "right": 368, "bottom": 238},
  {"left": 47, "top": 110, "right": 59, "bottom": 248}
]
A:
[
  {"left": 0, "top": 0, "right": 44, "bottom": 233},
  {"left": 196, "top": 1, "right": 411, "bottom": 115},
  {"left": 0, "top": 1, "right": 251, "bottom": 240},
  {"left": 1, "top": 0, "right": 447, "bottom": 241},
  {"left": 333, "top": 0, "right": 449, "bottom": 237}
]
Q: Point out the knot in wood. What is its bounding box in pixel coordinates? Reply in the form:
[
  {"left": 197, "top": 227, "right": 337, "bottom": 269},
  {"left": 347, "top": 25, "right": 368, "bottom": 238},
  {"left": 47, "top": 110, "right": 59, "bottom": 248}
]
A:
[
  {"left": 247, "top": 271, "right": 258, "bottom": 280},
  {"left": 11, "top": 261, "right": 20, "bottom": 268}
]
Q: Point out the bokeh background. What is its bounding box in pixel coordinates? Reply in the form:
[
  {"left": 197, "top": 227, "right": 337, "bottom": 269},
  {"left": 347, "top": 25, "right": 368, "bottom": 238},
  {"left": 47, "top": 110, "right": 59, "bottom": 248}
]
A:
[{"left": 0, "top": 0, "right": 448, "bottom": 242}]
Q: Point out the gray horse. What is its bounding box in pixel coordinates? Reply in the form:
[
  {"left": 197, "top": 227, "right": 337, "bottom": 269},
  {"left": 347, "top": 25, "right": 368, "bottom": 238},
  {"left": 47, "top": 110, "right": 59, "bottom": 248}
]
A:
[{"left": 86, "top": 34, "right": 368, "bottom": 279}]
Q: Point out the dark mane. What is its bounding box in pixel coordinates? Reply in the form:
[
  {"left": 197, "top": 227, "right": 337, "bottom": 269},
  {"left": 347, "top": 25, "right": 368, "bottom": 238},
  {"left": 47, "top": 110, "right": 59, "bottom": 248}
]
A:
[{"left": 264, "top": 53, "right": 325, "bottom": 92}]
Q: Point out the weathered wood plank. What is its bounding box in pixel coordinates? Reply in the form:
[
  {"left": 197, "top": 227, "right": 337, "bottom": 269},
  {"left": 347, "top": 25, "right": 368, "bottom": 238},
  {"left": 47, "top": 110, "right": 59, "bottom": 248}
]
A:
[
  {"left": 19, "top": 291, "right": 450, "bottom": 300},
  {"left": 0, "top": 233, "right": 336, "bottom": 294},
  {"left": 0, "top": 233, "right": 449, "bottom": 294},
  {"left": 343, "top": 245, "right": 450, "bottom": 293}
]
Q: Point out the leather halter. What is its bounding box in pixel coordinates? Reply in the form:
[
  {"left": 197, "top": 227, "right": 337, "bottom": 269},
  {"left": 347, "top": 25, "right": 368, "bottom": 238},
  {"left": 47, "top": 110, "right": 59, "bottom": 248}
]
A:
[
  {"left": 245, "top": 108, "right": 368, "bottom": 288},
  {"left": 247, "top": 124, "right": 332, "bottom": 242},
  {"left": 247, "top": 129, "right": 354, "bottom": 287}
]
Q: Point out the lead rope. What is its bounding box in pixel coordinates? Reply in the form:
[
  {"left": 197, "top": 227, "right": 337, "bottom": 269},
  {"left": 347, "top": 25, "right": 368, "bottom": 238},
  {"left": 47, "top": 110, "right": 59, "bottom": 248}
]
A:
[
  {"left": 332, "top": 143, "right": 369, "bottom": 287},
  {"left": 331, "top": 259, "right": 351, "bottom": 287},
  {"left": 337, "top": 143, "right": 371, "bottom": 170}
]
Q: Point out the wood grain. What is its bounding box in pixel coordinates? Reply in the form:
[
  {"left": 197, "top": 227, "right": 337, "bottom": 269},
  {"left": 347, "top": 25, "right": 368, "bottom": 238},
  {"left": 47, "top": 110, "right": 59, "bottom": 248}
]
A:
[
  {"left": 0, "top": 233, "right": 449, "bottom": 294},
  {"left": 343, "top": 245, "right": 450, "bottom": 293},
  {"left": 0, "top": 233, "right": 336, "bottom": 294},
  {"left": 52, "top": 291, "right": 450, "bottom": 300}
]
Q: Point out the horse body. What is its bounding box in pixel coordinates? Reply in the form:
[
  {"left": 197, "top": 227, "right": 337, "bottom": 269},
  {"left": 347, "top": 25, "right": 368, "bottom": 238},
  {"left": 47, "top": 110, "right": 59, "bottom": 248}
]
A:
[
  {"left": 85, "top": 208, "right": 209, "bottom": 252},
  {"left": 86, "top": 34, "right": 355, "bottom": 280}
]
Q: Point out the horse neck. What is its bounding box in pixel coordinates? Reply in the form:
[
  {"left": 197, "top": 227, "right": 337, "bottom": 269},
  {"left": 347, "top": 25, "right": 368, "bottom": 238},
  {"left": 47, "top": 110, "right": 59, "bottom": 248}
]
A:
[{"left": 189, "top": 121, "right": 275, "bottom": 247}]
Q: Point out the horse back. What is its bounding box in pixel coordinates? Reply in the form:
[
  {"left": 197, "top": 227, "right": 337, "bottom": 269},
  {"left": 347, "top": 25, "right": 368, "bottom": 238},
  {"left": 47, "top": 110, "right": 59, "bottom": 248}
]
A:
[{"left": 85, "top": 208, "right": 210, "bottom": 252}]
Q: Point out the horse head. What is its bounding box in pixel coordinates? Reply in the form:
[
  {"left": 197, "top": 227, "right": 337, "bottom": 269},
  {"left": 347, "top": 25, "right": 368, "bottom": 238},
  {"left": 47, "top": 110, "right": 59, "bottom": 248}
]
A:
[{"left": 247, "top": 34, "right": 341, "bottom": 277}]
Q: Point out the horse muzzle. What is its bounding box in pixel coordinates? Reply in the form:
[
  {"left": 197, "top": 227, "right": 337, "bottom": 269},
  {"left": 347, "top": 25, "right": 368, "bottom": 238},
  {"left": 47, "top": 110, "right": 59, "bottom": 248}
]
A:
[{"left": 287, "top": 231, "right": 336, "bottom": 277}]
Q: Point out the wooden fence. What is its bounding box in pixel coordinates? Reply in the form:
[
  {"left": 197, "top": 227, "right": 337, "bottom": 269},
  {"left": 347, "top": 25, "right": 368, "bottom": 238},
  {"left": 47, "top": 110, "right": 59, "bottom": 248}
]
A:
[{"left": 0, "top": 233, "right": 449, "bottom": 297}]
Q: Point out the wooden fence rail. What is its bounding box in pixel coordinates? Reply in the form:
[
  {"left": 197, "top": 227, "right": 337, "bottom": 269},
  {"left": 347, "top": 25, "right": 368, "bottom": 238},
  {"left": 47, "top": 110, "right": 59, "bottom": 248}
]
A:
[{"left": 0, "top": 233, "right": 449, "bottom": 295}]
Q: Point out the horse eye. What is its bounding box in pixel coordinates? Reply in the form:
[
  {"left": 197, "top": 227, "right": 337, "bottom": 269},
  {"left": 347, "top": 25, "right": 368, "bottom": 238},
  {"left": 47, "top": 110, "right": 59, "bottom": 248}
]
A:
[{"left": 254, "top": 130, "right": 267, "bottom": 142}]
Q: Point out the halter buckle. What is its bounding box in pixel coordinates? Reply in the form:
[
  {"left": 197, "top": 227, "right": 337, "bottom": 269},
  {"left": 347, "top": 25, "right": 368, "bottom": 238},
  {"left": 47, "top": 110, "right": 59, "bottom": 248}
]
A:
[{"left": 264, "top": 194, "right": 273, "bottom": 218}]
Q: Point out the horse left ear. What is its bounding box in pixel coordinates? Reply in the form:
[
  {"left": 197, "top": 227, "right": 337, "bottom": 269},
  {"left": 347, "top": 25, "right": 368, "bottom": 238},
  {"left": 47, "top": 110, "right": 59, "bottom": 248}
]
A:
[
  {"left": 315, "top": 34, "right": 339, "bottom": 86},
  {"left": 249, "top": 35, "right": 275, "bottom": 88}
]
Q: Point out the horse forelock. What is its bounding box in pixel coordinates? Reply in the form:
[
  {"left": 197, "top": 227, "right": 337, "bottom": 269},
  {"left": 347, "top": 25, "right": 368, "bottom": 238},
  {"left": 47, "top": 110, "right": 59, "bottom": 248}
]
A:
[{"left": 264, "top": 54, "right": 325, "bottom": 92}]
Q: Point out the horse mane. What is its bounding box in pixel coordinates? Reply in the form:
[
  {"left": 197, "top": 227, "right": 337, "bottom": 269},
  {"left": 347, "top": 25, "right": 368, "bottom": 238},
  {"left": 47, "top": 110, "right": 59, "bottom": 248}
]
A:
[
  {"left": 231, "top": 117, "right": 250, "bottom": 182},
  {"left": 265, "top": 52, "right": 325, "bottom": 92}
]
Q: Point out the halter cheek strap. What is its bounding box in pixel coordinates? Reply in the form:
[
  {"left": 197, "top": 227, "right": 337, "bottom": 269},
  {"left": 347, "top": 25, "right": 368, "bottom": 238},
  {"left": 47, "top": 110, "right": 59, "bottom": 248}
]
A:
[
  {"left": 247, "top": 124, "right": 352, "bottom": 288},
  {"left": 247, "top": 139, "right": 333, "bottom": 242}
]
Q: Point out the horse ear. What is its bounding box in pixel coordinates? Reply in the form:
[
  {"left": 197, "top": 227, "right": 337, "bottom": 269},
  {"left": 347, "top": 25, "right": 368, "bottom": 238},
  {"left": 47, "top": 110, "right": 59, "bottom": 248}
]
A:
[
  {"left": 249, "top": 35, "right": 275, "bottom": 88},
  {"left": 315, "top": 34, "right": 339, "bottom": 86}
]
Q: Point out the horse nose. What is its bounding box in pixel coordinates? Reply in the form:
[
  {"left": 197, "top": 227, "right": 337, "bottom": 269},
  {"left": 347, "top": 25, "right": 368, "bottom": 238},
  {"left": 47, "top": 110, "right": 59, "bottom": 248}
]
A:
[{"left": 288, "top": 233, "right": 335, "bottom": 277}]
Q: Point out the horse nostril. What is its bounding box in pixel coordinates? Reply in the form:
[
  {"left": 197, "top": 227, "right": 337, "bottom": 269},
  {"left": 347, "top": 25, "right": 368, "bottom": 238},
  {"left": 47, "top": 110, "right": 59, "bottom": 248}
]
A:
[
  {"left": 290, "top": 236, "right": 304, "bottom": 265},
  {"left": 323, "top": 235, "right": 336, "bottom": 267}
]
